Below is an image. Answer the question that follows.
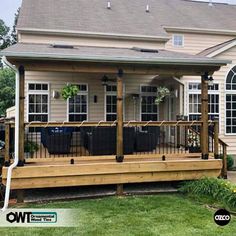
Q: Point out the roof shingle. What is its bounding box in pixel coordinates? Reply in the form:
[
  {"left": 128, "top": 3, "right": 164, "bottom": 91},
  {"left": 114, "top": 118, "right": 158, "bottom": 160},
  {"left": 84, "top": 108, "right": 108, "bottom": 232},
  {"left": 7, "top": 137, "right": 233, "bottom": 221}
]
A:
[{"left": 17, "top": 0, "right": 236, "bottom": 38}]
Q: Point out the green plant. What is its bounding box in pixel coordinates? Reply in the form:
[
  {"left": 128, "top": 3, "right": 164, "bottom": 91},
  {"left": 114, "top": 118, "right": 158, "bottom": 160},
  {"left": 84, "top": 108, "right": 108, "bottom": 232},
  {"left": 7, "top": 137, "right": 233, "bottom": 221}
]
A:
[
  {"left": 155, "top": 86, "right": 170, "bottom": 104},
  {"left": 179, "top": 177, "right": 236, "bottom": 210},
  {"left": 61, "top": 84, "right": 79, "bottom": 100},
  {"left": 220, "top": 154, "right": 234, "bottom": 170},
  {"left": 24, "top": 141, "right": 39, "bottom": 154}
]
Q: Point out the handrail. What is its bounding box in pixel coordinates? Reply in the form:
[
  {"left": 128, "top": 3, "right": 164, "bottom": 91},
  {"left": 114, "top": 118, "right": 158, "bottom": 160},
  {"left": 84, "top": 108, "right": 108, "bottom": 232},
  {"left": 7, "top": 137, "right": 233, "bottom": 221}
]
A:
[{"left": 5, "top": 120, "right": 209, "bottom": 128}]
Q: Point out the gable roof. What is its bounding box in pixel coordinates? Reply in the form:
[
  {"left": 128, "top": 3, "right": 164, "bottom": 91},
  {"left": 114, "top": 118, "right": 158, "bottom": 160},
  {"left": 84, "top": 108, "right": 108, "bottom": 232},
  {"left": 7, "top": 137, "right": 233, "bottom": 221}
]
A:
[
  {"left": 198, "top": 38, "right": 236, "bottom": 57},
  {"left": 17, "top": 0, "right": 236, "bottom": 39}
]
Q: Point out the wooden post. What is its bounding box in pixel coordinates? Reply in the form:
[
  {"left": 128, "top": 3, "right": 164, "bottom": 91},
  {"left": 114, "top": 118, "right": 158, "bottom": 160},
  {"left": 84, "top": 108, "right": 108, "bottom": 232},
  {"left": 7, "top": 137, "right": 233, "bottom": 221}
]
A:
[
  {"left": 18, "top": 65, "right": 25, "bottom": 166},
  {"left": 16, "top": 189, "right": 24, "bottom": 203},
  {"left": 4, "top": 123, "right": 10, "bottom": 166},
  {"left": 116, "top": 184, "right": 124, "bottom": 196},
  {"left": 116, "top": 69, "right": 124, "bottom": 162},
  {"left": 222, "top": 144, "right": 227, "bottom": 179},
  {"left": 201, "top": 73, "right": 209, "bottom": 160},
  {"left": 214, "top": 119, "right": 219, "bottom": 159}
]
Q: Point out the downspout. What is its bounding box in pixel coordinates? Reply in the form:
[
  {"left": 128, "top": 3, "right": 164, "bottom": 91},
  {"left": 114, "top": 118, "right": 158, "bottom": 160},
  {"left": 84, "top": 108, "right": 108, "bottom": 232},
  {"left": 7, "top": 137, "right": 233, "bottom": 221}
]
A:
[{"left": 1, "top": 56, "right": 20, "bottom": 212}]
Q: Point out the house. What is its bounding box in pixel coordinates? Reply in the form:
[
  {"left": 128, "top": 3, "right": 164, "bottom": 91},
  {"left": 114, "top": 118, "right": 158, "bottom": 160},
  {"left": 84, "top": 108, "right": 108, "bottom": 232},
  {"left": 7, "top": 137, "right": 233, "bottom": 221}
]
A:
[{"left": 0, "top": 0, "right": 234, "bottom": 204}]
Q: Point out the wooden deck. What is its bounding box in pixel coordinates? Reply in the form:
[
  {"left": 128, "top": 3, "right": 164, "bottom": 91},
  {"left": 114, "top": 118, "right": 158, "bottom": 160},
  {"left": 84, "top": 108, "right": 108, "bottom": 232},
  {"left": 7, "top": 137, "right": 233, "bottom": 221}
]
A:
[{"left": 2, "top": 154, "right": 223, "bottom": 190}]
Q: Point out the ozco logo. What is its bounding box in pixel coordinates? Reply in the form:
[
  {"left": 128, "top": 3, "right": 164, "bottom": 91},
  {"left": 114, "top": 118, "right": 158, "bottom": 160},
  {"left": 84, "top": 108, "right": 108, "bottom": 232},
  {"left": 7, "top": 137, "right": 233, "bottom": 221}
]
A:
[{"left": 214, "top": 209, "right": 231, "bottom": 226}]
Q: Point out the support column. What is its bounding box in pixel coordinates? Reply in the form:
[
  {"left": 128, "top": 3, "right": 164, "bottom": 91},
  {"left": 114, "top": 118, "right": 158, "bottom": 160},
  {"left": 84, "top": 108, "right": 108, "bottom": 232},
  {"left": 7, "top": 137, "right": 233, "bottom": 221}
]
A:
[
  {"left": 201, "top": 73, "right": 209, "bottom": 160},
  {"left": 116, "top": 69, "right": 124, "bottom": 163},
  {"left": 18, "top": 65, "right": 25, "bottom": 166},
  {"left": 214, "top": 118, "right": 219, "bottom": 159}
]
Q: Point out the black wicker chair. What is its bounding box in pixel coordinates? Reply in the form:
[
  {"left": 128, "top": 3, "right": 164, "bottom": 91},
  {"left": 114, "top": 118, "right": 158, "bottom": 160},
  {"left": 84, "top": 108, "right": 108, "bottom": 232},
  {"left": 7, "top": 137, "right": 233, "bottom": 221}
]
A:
[
  {"left": 43, "top": 127, "right": 73, "bottom": 154},
  {"left": 87, "top": 127, "right": 116, "bottom": 155}
]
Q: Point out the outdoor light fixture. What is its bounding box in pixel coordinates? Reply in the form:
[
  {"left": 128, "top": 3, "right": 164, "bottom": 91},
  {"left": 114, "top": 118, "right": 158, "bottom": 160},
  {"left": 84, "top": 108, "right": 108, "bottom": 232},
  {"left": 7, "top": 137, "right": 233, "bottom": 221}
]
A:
[
  {"left": 203, "top": 72, "right": 214, "bottom": 87},
  {"left": 101, "top": 75, "right": 115, "bottom": 86},
  {"left": 101, "top": 75, "right": 109, "bottom": 86}
]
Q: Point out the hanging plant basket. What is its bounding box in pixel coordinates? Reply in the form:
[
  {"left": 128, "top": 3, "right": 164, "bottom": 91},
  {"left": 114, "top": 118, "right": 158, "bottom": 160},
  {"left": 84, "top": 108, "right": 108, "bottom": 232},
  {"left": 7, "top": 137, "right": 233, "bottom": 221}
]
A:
[
  {"left": 155, "top": 86, "right": 170, "bottom": 104},
  {"left": 61, "top": 84, "right": 79, "bottom": 100}
]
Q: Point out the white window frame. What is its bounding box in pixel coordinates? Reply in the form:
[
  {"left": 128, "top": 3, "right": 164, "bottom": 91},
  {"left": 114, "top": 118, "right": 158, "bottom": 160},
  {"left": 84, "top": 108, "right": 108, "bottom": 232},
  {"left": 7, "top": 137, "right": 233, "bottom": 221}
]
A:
[
  {"left": 172, "top": 34, "right": 184, "bottom": 47},
  {"left": 67, "top": 83, "right": 88, "bottom": 122},
  {"left": 187, "top": 82, "right": 220, "bottom": 122},
  {"left": 225, "top": 65, "right": 236, "bottom": 135},
  {"left": 104, "top": 84, "right": 125, "bottom": 121},
  {"left": 26, "top": 82, "right": 50, "bottom": 122},
  {"left": 140, "top": 85, "right": 159, "bottom": 121}
]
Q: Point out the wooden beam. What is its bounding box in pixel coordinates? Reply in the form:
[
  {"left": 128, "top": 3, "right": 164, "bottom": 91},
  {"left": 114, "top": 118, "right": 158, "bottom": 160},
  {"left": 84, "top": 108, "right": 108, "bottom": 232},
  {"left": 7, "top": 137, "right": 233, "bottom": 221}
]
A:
[
  {"left": 222, "top": 145, "right": 228, "bottom": 179},
  {"left": 3, "top": 159, "right": 222, "bottom": 179},
  {"left": 201, "top": 73, "right": 209, "bottom": 159},
  {"left": 116, "top": 69, "right": 124, "bottom": 162},
  {"left": 9, "top": 59, "right": 220, "bottom": 76},
  {"left": 4, "top": 169, "right": 222, "bottom": 190},
  {"left": 18, "top": 66, "right": 25, "bottom": 166}
]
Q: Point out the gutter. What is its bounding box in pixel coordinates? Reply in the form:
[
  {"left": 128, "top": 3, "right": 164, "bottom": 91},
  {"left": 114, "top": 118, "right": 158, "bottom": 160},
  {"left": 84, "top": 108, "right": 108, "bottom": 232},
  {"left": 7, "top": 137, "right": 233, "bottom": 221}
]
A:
[
  {"left": 1, "top": 56, "right": 20, "bottom": 212},
  {"left": 0, "top": 52, "right": 230, "bottom": 67},
  {"left": 17, "top": 28, "right": 170, "bottom": 42}
]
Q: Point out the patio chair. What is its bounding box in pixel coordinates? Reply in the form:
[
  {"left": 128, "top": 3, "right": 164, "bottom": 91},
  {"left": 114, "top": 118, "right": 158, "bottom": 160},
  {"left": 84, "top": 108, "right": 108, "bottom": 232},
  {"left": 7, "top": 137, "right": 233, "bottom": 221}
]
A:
[
  {"left": 42, "top": 127, "right": 73, "bottom": 154},
  {"left": 87, "top": 127, "right": 116, "bottom": 155},
  {"left": 87, "top": 127, "right": 135, "bottom": 155}
]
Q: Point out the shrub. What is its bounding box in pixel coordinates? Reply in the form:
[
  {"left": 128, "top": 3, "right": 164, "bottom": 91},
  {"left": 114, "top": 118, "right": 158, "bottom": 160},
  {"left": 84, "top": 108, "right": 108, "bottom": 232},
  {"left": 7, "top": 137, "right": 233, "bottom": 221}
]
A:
[
  {"left": 220, "top": 155, "right": 234, "bottom": 170},
  {"left": 179, "top": 177, "right": 236, "bottom": 210}
]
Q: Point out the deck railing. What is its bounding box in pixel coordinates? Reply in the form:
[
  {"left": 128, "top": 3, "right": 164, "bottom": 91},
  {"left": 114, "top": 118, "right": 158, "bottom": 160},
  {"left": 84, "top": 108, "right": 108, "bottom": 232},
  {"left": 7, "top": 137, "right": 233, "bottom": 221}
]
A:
[{"left": 3, "top": 120, "right": 221, "bottom": 163}]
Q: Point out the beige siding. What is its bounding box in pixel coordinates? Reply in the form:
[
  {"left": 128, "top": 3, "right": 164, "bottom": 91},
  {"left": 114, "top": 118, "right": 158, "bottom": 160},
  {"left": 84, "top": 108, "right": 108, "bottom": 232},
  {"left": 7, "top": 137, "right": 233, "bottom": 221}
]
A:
[
  {"left": 165, "top": 32, "right": 234, "bottom": 54},
  {"left": 24, "top": 71, "right": 179, "bottom": 123},
  {"left": 20, "top": 33, "right": 165, "bottom": 49}
]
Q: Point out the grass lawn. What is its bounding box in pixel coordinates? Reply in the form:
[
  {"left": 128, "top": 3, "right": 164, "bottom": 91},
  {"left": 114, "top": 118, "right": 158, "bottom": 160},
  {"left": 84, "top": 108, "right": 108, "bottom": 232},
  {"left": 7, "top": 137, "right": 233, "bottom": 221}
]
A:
[{"left": 1, "top": 194, "right": 235, "bottom": 236}]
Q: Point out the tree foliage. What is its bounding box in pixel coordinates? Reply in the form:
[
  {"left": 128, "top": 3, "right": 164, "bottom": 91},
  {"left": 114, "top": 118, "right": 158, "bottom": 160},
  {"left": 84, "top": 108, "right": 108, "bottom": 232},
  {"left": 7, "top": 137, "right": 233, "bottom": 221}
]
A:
[
  {"left": 11, "top": 7, "right": 20, "bottom": 45},
  {"left": 0, "top": 19, "right": 11, "bottom": 50},
  {"left": 0, "top": 68, "right": 15, "bottom": 116}
]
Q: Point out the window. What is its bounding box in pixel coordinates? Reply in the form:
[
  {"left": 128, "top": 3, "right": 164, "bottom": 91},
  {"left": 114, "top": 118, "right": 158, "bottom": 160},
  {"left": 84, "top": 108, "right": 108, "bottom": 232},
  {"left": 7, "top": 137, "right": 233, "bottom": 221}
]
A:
[
  {"left": 173, "top": 34, "right": 184, "bottom": 47},
  {"left": 141, "top": 86, "right": 158, "bottom": 121},
  {"left": 188, "top": 82, "right": 219, "bottom": 121},
  {"left": 226, "top": 66, "right": 236, "bottom": 134},
  {"left": 27, "top": 83, "right": 49, "bottom": 122},
  {"left": 68, "top": 84, "right": 88, "bottom": 122},
  {"left": 105, "top": 85, "right": 117, "bottom": 121}
]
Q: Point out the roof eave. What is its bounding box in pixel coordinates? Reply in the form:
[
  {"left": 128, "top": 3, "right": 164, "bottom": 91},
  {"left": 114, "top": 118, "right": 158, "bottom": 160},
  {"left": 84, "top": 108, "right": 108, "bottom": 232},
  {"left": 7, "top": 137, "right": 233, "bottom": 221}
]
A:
[
  {"left": 1, "top": 52, "right": 230, "bottom": 67},
  {"left": 164, "top": 26, "right": 236, "bottom": 36}
]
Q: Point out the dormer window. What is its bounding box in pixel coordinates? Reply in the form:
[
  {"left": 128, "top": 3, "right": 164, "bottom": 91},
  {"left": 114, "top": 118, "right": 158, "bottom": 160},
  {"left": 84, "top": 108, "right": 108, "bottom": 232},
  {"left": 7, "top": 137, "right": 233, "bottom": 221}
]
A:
[{"left": 173, "top": 34, "right": 184, "bottom": 47}]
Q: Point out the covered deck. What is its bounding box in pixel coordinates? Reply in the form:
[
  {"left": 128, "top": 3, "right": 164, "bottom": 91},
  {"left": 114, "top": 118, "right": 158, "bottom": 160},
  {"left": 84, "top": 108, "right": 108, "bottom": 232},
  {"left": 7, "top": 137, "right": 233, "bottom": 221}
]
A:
[{"left": 0, "top": 43, "right": 229, "bottom": 201}]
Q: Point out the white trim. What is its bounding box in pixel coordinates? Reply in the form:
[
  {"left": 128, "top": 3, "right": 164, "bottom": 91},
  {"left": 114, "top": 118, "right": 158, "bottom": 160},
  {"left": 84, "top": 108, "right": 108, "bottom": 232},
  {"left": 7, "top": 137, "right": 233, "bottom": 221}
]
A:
[
  {"left": 225, "top": 65, "right": 236, "bottom": 135},
  {"left": 172, "top": 34, "right": 184, "bottom": 47},
  {"left": 104, "top": 83, "right": 125, "bottom": 121},
  {"left": 186, "top": 81, "right": 220, "bottom": 124},
  {"left": 17, "top": 27, "right": 170, "bottom": 42},
  {"left": 139, "top": 85, "right": 160, "bottom": 121},
  {"left": 26, "top": 81, "right": 50, "bottom": 122},
  {"left": 164, "top": 26, "right": 236, "bottom": 36},
  {"left": 66, "top": 83, "right": 89, "bottom": 122},
  {"left": 207, "top": 40, "right": 236, "bottom": 58}
]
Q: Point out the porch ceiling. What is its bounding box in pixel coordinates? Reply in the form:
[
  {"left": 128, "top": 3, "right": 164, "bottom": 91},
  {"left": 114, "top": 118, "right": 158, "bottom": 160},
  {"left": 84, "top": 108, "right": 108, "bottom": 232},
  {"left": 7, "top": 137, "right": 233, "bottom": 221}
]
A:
[{"left": 1, "top": 43, "right": 230, "bottom": 76}]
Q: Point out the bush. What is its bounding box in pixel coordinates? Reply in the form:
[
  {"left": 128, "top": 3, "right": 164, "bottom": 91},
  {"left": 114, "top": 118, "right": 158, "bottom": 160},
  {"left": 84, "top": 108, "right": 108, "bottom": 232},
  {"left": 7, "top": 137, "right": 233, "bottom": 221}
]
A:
[
  {"left": 179, "top": 177, "right": 236, "bottom": 210},
  {"left": 220, "top": 154, "right": 234, "bottom": 170}
]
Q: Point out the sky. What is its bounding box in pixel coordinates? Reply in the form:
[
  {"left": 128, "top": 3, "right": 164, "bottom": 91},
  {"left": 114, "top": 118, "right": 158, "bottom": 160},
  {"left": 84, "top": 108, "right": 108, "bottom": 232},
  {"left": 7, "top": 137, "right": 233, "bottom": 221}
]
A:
[{"left": 0, "top": 0, "right": 236, "bottom": 28}]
